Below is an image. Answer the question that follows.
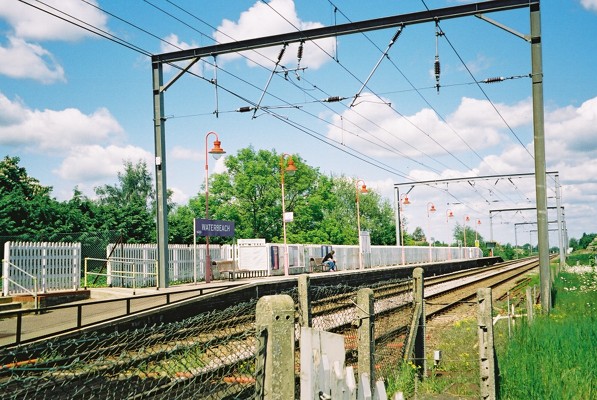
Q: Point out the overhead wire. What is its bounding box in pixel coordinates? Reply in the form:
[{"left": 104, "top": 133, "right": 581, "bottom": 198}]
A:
[
  {"left": 148, "top": 0, "right": 456, "bottom": 174},
  {"left": 259, "top": 0, "right": 477, "bottom": 173},
  {"left": 419, "top": 0, "right": 534, "bottom": 160},
  {"left": 24, "top": 0, "right": 550, "bottom": 219},
  {"left": 69, "top": 0, "right": 422, "bottom": 180},
  {"left": 326, "top": 0, "right": 536, "bottom": 208}
]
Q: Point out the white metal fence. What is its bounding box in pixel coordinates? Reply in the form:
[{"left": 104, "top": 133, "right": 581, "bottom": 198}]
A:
[
  {"left": 2, "top": 241, "right": 81, "bottom": 295},
  {"left": 2, "top": 240, "right": 482, "bottom": 293}
]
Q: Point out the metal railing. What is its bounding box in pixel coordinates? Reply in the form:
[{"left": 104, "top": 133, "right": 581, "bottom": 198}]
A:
[{"left": 1, "top": 260, "right": 38, "bottom": 309}]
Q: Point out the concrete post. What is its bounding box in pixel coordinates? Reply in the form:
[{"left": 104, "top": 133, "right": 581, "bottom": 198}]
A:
[
  {"left": 357, "top": 287, "right": 375, "bottom": 390},
  {"left": 530, "top": 0, "right": 551, "bottom": 314},
  {"left": 413, "top": 267, "right": 426, "bottom": 377},
  {"left": 255, "top": 295, "right": 295, "bottom": 400},
  {"left": 477, "top": 288, "right": 496, "bottom": 400},
  {"left": 297, "top": 275, "right": 312, "bottom": 327}
]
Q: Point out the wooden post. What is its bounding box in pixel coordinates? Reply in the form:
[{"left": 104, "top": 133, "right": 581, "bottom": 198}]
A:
[
  {"left": 255, "top": 295, "right": 295, "bottom": 399},
  {"left": 477, "top": 288, "right": 497, "bottom": 400},
  {"left": 298, "top": 275, "right": 312, "bottom": 327},
  {"left": 357, "top": 287, "right": 375, "bottom": 391}
]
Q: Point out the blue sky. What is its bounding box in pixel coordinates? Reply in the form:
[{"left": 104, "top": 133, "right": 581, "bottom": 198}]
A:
[{"left": 1, "top": 0, "right": 596, "bottom": 245}]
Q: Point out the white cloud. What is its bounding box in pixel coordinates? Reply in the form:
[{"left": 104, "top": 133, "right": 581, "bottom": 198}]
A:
[
  {"left": 0, "top": 0, "right": 108, "bottom": 83},
  {"left": 545, "top": 96, "right": 597, "bottom": 157},
  {"left": 326, "top": 95, "right": 532, "bottom": 159},
  {"left": 159, "top": 34, "right": 205, "bottom": 75},
  {"left": 0, "top": 0, "right": 108, "bottom": 42},
  {"left": 171, "top": 145, "right": 200, "bottom": 162},
  {"left": 0, "top": 36, "right": 65, "bottom": 83},
  {"left": 478, "top": 145, "right": 534, "bottom": 175},
  {"left": 581, "top": 0, "right": 597, "bottom": 12},
  {"left": 214, "top": 0, "right": 335, "bottom": 69},
  {"left": 54, "top": 144, "right": 153, "bottom": 182},
  {"left": 0, "top": 93, "right": 124, "bottom": 153}
]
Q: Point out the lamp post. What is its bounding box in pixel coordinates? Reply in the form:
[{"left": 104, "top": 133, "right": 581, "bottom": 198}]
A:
[
  {"left": 427, "top": 202, "right": 436, "bottom": 262},
  {"left": 280, "top": 154, "right": 297, "bottom": 276},
  {"left": 400, "top": 193, "right": 411, "bottom": 265},
  {"left": 446, "top": 209, "right": 454, "bottom": 260},
  {"left": 463, "top": 215, "right": 470, "bottom": 247},
  {"left": 204, "top": 131, "right": 225, "bottom": 284},
  {"left": 355, "top": 179, "right": 368, "bottom": 270},
  {"left": 475, "top": 219, "right": 482, "bottom": 246}
]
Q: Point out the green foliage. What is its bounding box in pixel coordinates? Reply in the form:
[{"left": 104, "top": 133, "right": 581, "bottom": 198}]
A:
[
  {"left": 566, "top": 252, "right": 596, "bottom": 266},
  {"left": 497, "top": 269, "right": 597, "bottom": 399},
  {"left": 578, "top": 232, "right": 597, "bottom": 250},
  {"left": 94, "top": 160, "right": 156, "bottom": 243},
  {"left": 186, "top": 147, "right": 397, "bottom": 246},
  {"left": 3, "top": 150, "right": 397, "bottom": 248}
]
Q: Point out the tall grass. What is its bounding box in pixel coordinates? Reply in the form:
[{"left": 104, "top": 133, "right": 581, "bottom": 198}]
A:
[{"left": 497, "top": 267, "right": 597, "bottom": 399}]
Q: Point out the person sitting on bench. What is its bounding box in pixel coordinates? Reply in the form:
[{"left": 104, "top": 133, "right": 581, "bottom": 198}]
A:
[{"left": 322, "top": 250, "right": 337, "bottom": 271}]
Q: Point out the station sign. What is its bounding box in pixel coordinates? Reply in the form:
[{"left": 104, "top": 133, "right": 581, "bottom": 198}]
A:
[{"left": 195, "top": 218, "right": 235, "bottom": 237}]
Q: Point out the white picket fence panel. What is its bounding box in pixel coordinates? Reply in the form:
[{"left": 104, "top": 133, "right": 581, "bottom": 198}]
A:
[
  {"left": 3, "top": 241, "right": 81, "bottom": 295},
  {"left": 300, "top": 327, "right": 387, "bottom": 400},
  {"left": 106, "top": 243, "right": 229, "bottom": 286}
]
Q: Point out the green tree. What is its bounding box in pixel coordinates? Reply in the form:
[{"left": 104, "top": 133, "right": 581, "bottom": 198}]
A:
[
  {"left": 411, "top": 226, "right": 426, "bottom": 244},
  {"left": 94, "top": 160, "right": 156, "bottom": 243},
  {"left": 578, "top": 233, "right": 597, "bottom": 250},
  {"left": 207, "top": 147, "right": 317, "bottom": 242},
  {"left": 0, "top": 156, "right": 55, "bottom": 239},
  {"left": 452, "top": 223, "right": 482, "bottom": 247},
  {"left": 494, "top": 242, "right": 515, "bottom": 260},
  {"left": 358, "top": 188, "right": 396, "bottom": 245}
]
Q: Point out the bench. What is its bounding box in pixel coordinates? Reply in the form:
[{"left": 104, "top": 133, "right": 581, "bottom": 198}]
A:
[
  {"left": 309, "top": 257, "right": 329, "bottom": 273},
  {"left": 213, "top": 260, "right": 268, "bottom": 281}
]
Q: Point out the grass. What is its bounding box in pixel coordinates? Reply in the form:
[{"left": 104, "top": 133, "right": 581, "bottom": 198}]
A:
[
  {"left": 496, "top": 265, "right": 597, "bottom": 400},
  {"left": 385, "top": 261, "right": 597, "bottom": 399}
]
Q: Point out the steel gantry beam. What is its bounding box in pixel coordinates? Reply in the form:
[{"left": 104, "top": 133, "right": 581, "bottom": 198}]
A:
[{"left": 151, "top": 0, "right": 541, "bottom": 290}]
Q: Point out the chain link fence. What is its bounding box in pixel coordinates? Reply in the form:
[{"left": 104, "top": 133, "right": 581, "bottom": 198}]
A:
[{"left": 0, "top": 275, "right": 418, "bottom": 399}]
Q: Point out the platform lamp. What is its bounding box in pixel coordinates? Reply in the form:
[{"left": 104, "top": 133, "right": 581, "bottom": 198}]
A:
[
  {"left": 463, "top": 215, "right": 470, "bottom": 247},
  {"left": 355, "top": 179, "right": 368, "bottom": 270},
  {"left": 204, "top": 131, "right": 225, "bottom": 284},
  {"left": 475, "top": 219, "right": 482, "bottom": 245},
  {"left": 446, "top": 208, "right": 454, "bottom": 247},
  {"left": 400, "top": 193, "right": 411, "bottom": 265},
  {"left": 280, "top": 154, "right": 297, "bottom": 276},
  {"left": 427, "top": 202, "right": 436, "bottom": 262}
]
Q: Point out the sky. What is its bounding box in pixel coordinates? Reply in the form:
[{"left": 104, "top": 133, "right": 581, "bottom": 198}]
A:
[{"left": 1, "top": 0, "right": 596, "bottom": 246}]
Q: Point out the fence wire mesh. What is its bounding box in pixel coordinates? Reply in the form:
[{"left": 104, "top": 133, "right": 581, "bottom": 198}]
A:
[
  {"left": 0, "top": 299, "right": 262, "bottom": 400},
  {"left": 0, "top": 277, "right": 417, "bottom": 399}
]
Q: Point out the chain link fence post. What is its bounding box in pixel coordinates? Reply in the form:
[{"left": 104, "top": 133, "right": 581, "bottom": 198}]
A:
[
  {"left": 255, "top": 294, "right": 295, "bottom": 400},
  {"left": 357, "top": 287, "right": 375, "bottom": 392},
  {"left": 413, "top": 267, "right": 426, "bottom": 378},
  {"left": 477, "top": 288, "right": 497, "bottom": 400},
  {"left": 298, "top": 275, "right": 311, "bottom": 327}
]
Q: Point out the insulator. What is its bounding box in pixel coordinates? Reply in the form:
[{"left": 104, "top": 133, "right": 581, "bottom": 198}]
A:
[
  {"left": 324, "top": 96, "right": 342, "bottom": 103},
  {"left": 483, "top": 77, "right": 505, "bottom": 84},
  {"left": 237, "top": 106, "right": 253, "bottom": 113},
  {"left": 391, "top": 27, "right": 403, "bottom": 43},
  {"left": 297, "top": 42, "right": 304, "bottom": 60},
  {"left": 434, "top": 57, "right": 441, "bottom": 79},
  {"left": 277, "top": 47, "right": 286, "bottom": 62}
]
